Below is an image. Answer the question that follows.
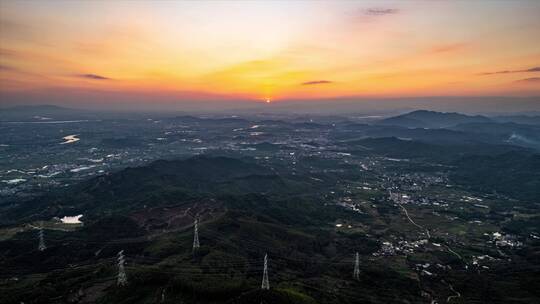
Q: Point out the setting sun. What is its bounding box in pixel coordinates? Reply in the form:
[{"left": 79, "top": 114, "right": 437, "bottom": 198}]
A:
[{"left": 1, "top": 0, "right": 539, "bottom": 109}]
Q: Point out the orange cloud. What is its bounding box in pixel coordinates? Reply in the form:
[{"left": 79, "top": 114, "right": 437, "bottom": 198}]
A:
[
  {"left": 301, "top": 80, "right": 333, "bottom": 85},
  {"left": 428, "top": 43, "right": 469, "bottom": 54}
]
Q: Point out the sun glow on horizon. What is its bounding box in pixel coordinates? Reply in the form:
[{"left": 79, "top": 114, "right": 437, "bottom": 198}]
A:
[{"left": 1, "top": 0, "right": 539, "bottom": 105}]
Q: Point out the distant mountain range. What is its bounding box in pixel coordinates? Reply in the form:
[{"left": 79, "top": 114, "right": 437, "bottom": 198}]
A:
[
  {"left": 371, "top": 110, "right": 540, "bottom": 149},
  {"left": 1, "top": 104, "right": 75, "bottom": 113},
  {"left": 2, "top": 105, "right": 539, "bottom": 150},
  {"left": 376, "top": 110, "right": 492, "bottom": 128},
  {"left": 0, "top": 105, "right": 88, "bottom": 122}
]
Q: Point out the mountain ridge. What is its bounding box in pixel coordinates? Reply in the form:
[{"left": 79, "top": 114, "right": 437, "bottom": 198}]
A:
[{"left": 376, "top": 110, "right": 492, "bottom": 128}]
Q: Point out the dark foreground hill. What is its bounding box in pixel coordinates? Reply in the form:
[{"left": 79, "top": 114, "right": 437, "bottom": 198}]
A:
[
  {"left": 2, "top": 156, "right": 319, "bottom": 223},
  {"left": 1, "top": 155, "right": 539, "bottom": 304}
]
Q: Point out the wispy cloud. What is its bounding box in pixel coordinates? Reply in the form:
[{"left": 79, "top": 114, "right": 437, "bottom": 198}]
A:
[
  {"left": 0, "top": 48, "right": 20, "bottom": 58},
  {"left": 0, "top": 64, "right": 18, "bottom": 71},
  {"left": 480, "top": 66, "right": 540, "bottom": 75},
  {"left": 429, "top": 43, "right": 469, "bottom": 54},
  {"left": 350, "top": 7, "right": 400, "bottom": 24},
  {"left": 364, "top": 8, "right": 399, "bottom": 16},
  {"left": 514, "top": 77, "right": 540, "bottom": 83},
  {"left": 0, "top": 64, "right": 38, "bottom": 77},
  {"left": 301, "top": 80, "right": 333, "bottom": 86},
  {"left": 75, "top": 74, "right": 110, "bottom": 80}
]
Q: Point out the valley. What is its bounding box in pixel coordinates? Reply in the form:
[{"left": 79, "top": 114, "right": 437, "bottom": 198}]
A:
[{"left": 0, "top": 108, "right": 539, "bottom": 303}]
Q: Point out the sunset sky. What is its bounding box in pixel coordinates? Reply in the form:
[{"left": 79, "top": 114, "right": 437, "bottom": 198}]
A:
[{"left": 1, "top": 0, "right": 539, "bottom": 109}]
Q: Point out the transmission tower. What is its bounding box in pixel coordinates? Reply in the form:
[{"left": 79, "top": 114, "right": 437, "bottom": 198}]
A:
[
  {"left": 38, "top": 227, "right": 46, "bottom": 251},
  {"left": 192, "top": 218, "right": 200, "bottom": 251},
  {"left": 353, "top": 252, "right": 360, "bottom": 280},
  {"left": 261, "top": 253, "right": 270, "bottom": 290},
  {"left": 117, "top": 250, "right": 128, "bottom": 286}
]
